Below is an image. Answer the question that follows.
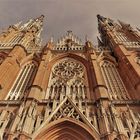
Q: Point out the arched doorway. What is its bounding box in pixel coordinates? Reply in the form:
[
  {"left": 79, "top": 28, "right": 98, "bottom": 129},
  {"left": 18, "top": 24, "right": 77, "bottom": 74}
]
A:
[{"left": 34, "top": 119, "right": 98, "bottom": 140}]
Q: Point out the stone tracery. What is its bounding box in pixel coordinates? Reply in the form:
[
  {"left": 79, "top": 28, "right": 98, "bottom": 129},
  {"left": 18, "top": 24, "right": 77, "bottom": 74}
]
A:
[
  {"left": 53, "top": 59, "right": 84, "bottom": 80},
  {"left": 45, "top": 58, "right": 87, "bottom": 100}
]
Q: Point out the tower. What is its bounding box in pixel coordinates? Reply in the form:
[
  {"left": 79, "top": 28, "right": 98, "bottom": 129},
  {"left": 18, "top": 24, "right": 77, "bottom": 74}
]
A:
[{"left": 0, "top": 15, "right": 139, "bottom": 140}]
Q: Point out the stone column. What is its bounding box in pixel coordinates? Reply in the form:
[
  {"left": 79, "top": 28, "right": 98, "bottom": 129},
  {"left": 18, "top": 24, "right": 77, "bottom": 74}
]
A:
[{"left": 91, "top": 53, "right": 108, "bottom": 99}]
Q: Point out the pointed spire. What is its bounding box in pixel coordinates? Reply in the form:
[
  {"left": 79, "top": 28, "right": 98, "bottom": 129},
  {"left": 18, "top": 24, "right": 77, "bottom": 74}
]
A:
[
  {"left": 97, "top": 14, "right": 107, "bottom": 22},
  {"left": 22, "top": 15, "right": 44, "bottom": 31},
  {"left": 21, "top": 15, "right": 44, "bottom": 48},
  {"left": 33, "top": 15, "right": 44, "bottom": 29},
  {"left": 35, "top": 15, "right": 45, "bottom": 22},
  {"left": 97, "top": 14, "right": 114, "bottom": 27}
]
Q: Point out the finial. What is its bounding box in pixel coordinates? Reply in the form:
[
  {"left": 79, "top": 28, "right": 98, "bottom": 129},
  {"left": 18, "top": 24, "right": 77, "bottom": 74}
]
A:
[
  {"left": 97, "top": 14, "right": 106, "bottom": 22},
  {"left": 36, "top": 15, "right": 45, "bottom": 22},
  {"left": 97, "top": 14, "right": 101, "bottom": 19},
  {"left": 22, "top": 15, "right": 45, "bottom": 30}
]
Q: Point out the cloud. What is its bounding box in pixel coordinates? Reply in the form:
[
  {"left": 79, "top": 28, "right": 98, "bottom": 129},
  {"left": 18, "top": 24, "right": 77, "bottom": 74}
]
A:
[{"left": 0, "top": 0, "right": 139, "bottom": 45}]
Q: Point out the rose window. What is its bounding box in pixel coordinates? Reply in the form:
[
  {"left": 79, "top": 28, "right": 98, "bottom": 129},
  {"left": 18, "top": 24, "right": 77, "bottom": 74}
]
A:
[{"left": 53, "top": 59, "right": 84, "bottom": 79}]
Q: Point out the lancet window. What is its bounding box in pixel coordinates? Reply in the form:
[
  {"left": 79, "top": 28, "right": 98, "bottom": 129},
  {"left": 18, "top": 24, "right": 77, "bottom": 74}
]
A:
[
  {"left": 100, "top": 61, "right": 130, "bottom": 100},
  {"left": 5, "top": 62, "right": 36, "bottom": 100},
  {"left": 114, "top": 32, "right": 129, "bottom": 43},
  {"left": 114, "top": 32, "right": 140, "bottom": 49}
]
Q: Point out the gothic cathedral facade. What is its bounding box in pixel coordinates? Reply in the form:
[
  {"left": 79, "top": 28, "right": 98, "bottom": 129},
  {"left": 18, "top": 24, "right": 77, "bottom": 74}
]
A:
[{"left": 0, "top": 15, "right": 139, "bottom": 140}]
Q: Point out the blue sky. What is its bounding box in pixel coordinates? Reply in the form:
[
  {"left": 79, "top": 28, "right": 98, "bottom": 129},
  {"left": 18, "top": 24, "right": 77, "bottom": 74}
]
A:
[{"left": 0, "top": 0, "right": 139, "bottom": 44}]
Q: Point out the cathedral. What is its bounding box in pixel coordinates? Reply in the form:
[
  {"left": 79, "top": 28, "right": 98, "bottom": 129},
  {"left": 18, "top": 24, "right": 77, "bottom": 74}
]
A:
[{"left": 0, "top": 14, "right": 139, "bottom": 140}]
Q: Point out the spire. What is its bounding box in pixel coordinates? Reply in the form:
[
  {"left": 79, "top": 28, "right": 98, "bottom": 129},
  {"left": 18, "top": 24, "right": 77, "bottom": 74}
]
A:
[
  {"left": 97, "top": 14, "right": 114, "bottom": 27},
  {"left": 33, "top": 15, "right": 44, "bottom": 29},
  {"left": 35, "top": 15, "right": 44, "bottom": 22},
  {"left": 97, "top": 14, "right": 107, "bottom": 23},
  {"left": 22, "top": 15, "right": 44, "bottom": 31},
  {"left": 20, "top": 15, "right": 45, "bottom": 48}
]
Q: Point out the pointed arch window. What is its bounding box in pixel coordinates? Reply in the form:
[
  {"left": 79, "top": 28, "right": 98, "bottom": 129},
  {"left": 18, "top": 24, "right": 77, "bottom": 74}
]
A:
[
  {"left": 114, "top": 31, "right": 140, "bottom": 49},
  {"left": 100, "top": 61, "right": 130, "bottom": 100},
  {"left": 5, "top": 62, "right": 37, "bottom": 100},
  {"left": 45, "top": 58, "right": 88, "bottom": 100}
]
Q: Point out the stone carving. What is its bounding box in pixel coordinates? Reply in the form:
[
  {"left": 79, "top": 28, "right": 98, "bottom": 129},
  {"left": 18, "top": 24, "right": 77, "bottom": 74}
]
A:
[
  {"left": 51, "top": 100, "right": 81, "bottom": 121},
  {"left": 53, "top": 59, "right": 84, "bottom": 79}
]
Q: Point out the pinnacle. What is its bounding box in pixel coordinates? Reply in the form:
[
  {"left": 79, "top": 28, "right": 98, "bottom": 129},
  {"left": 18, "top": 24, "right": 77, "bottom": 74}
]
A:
[
  {"left": 97, "top": 14, "right": 106, "bottom": 21},
  {"left": 35, "top": 15, "right": 45, "bottom": 21}
]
